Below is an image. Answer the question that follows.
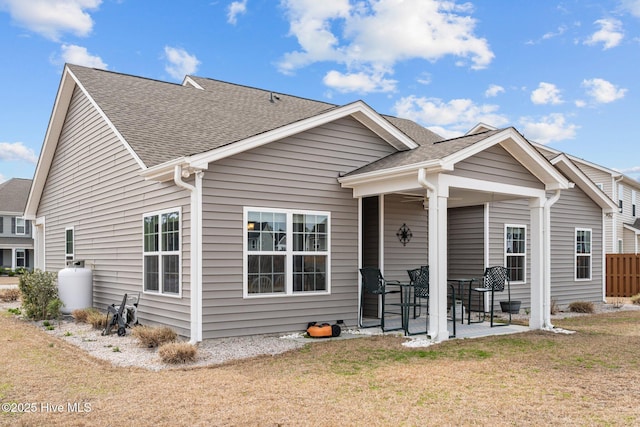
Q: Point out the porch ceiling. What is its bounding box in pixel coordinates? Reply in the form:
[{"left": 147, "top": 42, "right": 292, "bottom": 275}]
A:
[{"left": 397, "top": 187, "right": 525, "bottom": 209}]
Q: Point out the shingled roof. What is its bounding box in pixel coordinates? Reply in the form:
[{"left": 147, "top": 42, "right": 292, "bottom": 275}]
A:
[
  {"left": 67, "top": 65, "right": 446, "bottom": 168},
  {"left": 0, "top": 178, "right": 32, "bottom": 214},
  {"left": 343, "top": 129, "right": 502, "bottom": 176}
]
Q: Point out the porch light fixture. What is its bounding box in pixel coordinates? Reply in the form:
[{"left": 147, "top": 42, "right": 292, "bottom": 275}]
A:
[{"left": 396, "top": 223, "right": 412, "bottom": 246}]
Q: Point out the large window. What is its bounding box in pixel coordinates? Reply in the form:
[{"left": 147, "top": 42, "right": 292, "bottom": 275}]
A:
[
  {"left": 576, "top": 228, "right": 592, "bottom": 280},
  {"left": 505, "top": 225, "right": 526, "bottom": 283},
  {"left": 245, "top": 208, "right": 329, "bottom": 296},
  {"left": 143, "top": 209, "right": 181, "bottom": 296}
]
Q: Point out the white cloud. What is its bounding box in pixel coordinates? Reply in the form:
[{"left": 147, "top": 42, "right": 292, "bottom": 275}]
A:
[
  {"left": 485, "top": 84, "right": 505, "bottom": 98},
  {"left": 0, "top": 173, "right": 6, "bottom": 184},
  {"left": 278, "top": 0, "right": 493, "bottom": 93},
  {"left": 393, "top": 95, "right": 509, "bottom": 138},
  {"left": 584, "top": 18, "right": 624, "bottom": 49},
  {"left": 519, "top": 113, "right": 578, "bottom": 144},
  {"left": 0, "top": 142, "right": 38, "bottom": 163},
  {"left": 323, "top": 69, "right": 396, "bottom": 93},
  {"left": 620, "top": 0, "right": 640, "bottom": 18},
  {"left": 60, "top": 44, "right": 107, "bottom": 68},
  {"left": 582, "top": 78, "right": 627, "bottom": 103},
  {"left": 542, "top": 25, "right": 567, "bottom": 40},
  {"left": 0, "top": 0, "right": 101, "bottom": 41},
  {"left": 164, "top": 46, "right": 200, "bottom": 80},
  {"left": 227, "top": 0, "right": 247, "bottom": 25},
  {"left": 530, "top": 82, "right": 563, "bottom": 105}
]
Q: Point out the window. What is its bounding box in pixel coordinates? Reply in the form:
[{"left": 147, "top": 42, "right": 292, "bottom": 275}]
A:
[
  {"left": 505, "top": 225, "right": 526, "bottom": 283},
  {"left": 15, "top": 217, "right": 25, "bottom": 235},
  {"left": 143, "top": 209, "right": 181, "bottom": 296},
  {"left": 0, "top": 217, "right": 3, "bottom": 233},
  {"left": 633, "top": 191, "right": 637, "bottom": 217},
  {"left": 576, "top": 228, "right": 592, "bottom": 280},
  {"left": 618, "top": 184, "right": 624, "bottom": 213},
  {"left": 16, "top": 249, "right": 25, "bottom": 268},
  {"left": 245, "top": 208, "right": 329, "bottom": 296},
  {"left": 65, "top": 227, "right": 74, "bottom": 260}
]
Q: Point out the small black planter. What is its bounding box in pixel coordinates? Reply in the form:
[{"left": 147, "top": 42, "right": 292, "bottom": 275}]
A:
[{"left": 500, "top": 301, "right": 521, "bottom": 314}]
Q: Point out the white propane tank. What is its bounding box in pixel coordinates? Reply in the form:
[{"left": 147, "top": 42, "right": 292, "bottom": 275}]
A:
[{"left": 58, "top": 260, "right": 93, "bottom": 314}]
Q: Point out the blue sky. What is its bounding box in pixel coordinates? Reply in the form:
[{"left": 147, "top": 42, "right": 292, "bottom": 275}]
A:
[{"left": 1, "top": 0, "right": 639, "bottom": 183}]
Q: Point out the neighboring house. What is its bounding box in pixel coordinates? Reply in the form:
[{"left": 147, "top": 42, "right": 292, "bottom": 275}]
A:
[
  {"left": 0, "top": 178, "right": 34, "bottom": 271},
  {"left": 534, "top": 144, "right": 640, "bottom": 254},
  {"left": 25, "top": 65, "right": 615, "bottom": 342}
]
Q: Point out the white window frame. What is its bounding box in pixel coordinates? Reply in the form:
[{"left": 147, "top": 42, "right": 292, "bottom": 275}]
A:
[
  {"left": 15, "top": 217, "right": 25, "bottom": 235},
  {"left": 504, "top": 224, "right": 526, "bottom": 284},
  {"left": 65, "top": 227, "right": 74, "bottom": 261},
  {"left": 243, "top": 207, "right": 331, "bottom": 298},
  {"left": 142, "top": 208, "right": 182, "bottom": 297},
  {"left": 15, "top": 249, "right": 26, "bottom": 268},
  {"left": 575, "top": 228, "right": 592, "bottom": 281}
]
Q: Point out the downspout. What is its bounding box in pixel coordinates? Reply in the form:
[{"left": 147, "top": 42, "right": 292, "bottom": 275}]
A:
[
  {"left": 542, "top": 189, "right": 562, "bottom": 330},
  {"left": 174, "top": 165, "right": 203, "bottom": 344}
]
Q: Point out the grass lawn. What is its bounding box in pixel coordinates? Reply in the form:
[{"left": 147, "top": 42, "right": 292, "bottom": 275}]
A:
[{"left": 1, "top": 308, "right": 639, "bottom": 426}]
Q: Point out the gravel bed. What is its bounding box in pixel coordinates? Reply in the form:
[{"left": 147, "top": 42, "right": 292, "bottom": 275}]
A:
[{"left": 3, "top": 298, "right": 639, "bottom": 371}]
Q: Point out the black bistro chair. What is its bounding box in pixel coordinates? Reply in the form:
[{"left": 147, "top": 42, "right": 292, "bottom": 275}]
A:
[
  {"left": 472, "top": 266, "right": 511, "bottom": 327},
  {"left": 359, "top": 267, "right": 403, "bottom": 332},
  {"left": 406, "top": 266, "right": 429, "bottom": 334},
  {"left": 407, "top": 266, "right": 429, "bottom": 319}
]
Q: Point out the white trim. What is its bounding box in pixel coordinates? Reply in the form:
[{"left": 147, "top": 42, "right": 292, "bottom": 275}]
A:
[
  {"left": 141, "top": 207, "right": 182, "bottom": 298},
  {"left": 182, "top": 76, "right": 204, "bottom": 90},
  {"left": 243, "top": 207, "right": 331, "bottom": 298},
  {"left": 575, "top": 228, "right": 593, "bottom": 281},
  {"left": 505, "top": 224, "right": 527, "bottom": 284}
]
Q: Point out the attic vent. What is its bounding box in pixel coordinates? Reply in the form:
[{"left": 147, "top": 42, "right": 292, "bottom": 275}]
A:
[{"left": 270, "top": 92, "right": 280, "bottom": 103}]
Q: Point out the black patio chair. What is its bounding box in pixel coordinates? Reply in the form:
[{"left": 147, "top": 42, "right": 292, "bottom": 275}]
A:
[
  {"left": 359, "top": 267, "right": 403, "bottom": 331},
  {"left": 407, "top": 265, "right": 429, "bottom": 319},
  {"left": 472, "top": 266, "right": 511, "bottom": 327}
]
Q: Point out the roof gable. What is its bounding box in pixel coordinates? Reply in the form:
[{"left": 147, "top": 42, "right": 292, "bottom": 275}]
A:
[
  {"left": 550, "top": 154, "right": 617, "bottom": 212},
  {"left": 341, "top": 127, "right": 570, "bottom": 191}
]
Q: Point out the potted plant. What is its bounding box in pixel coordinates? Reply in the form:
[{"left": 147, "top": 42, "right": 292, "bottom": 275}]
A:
[{"left": 500, "top": 300, "right": 521, "bottom": 314}]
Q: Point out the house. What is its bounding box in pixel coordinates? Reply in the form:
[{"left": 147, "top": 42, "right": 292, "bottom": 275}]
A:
[
  {"left": 533, "top": 143, "right": 640, "bottom": 254},
  {"left": 25, "top": 64, "right": 615, "bottom": 342},
  {"left": 0, "top": 178, "right": 34, "bottom": 271}
]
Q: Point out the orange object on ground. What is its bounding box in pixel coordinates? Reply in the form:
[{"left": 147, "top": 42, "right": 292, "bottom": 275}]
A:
[{"left": 306, "top": 322, "right": 341, "bottom": 338}]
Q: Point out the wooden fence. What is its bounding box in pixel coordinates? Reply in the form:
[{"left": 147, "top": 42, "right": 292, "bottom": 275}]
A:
[{"left": 606, "top": 254, "right": 640, "bottom": 297}]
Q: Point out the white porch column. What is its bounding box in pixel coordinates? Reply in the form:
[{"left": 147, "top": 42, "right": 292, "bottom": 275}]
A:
[
  {"left": 529, "top": 197, "right": 545, "bottom": 329},
  {"left": 427, "top": 183, "right": 449, "bottom": 342}
]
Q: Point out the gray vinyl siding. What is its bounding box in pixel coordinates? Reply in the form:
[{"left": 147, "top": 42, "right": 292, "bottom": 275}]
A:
[
  {"left": 200, "top": 116, "right": 397, "bottom": 338},
  {"left": 487, "top": 188, "right": 605, "bottom": 309},
  {"left": 549, "top": 186, "right": 604, "bottom": 305},
  {"left": 383, "top": 194, "right": 428, "bottom": 282},
  {"left": 36, "top": 86, "right": 192, "bottom": 336},
  {"left": 453, "top": 145, "right": 544, "bottom": 189},
  {"left": 448, "top": 205, "right": 485, "bottom": 278},
  {"left": 487, "top": 199, "right": 531, "bottom": 308}
]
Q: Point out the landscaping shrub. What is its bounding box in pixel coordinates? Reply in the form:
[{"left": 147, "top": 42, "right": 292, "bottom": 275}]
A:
[
  {"left": 0, "top": 288, "right": 20, "bottom": 302},
  {"left": 18, "top": 270, "right": 62, "bottom": 320},
  {"left": 131, "top": 325, "right": 177, "bottom": 348},
  {"left": 72, "top": 307, "right": 101, "bottom": 323},
  {"left": 568, "top": 301, "right": 595, "bottom": 313},
  {"left": 158, "top": 342, "right": 197, "bottom": 364},
  {"left": 85, "top": 310, "right": 107, "bottom": 329},
  {"left": 630, "top": 293, "right": 640, "bottom": 305}
]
